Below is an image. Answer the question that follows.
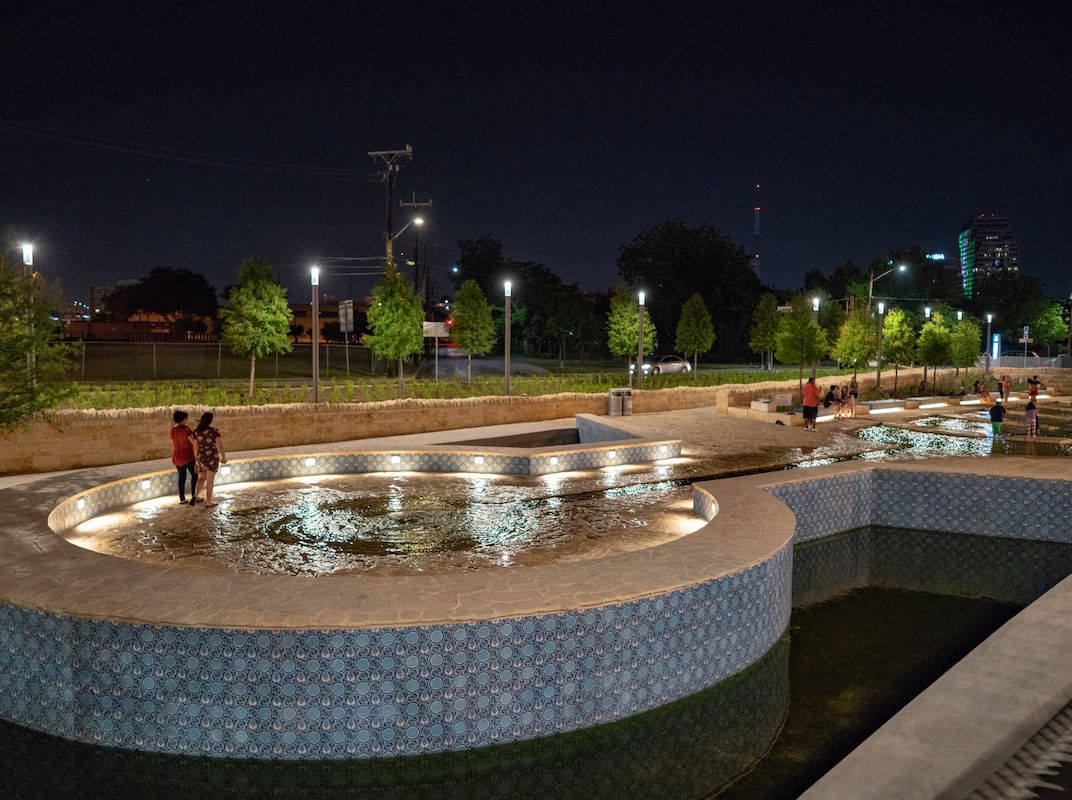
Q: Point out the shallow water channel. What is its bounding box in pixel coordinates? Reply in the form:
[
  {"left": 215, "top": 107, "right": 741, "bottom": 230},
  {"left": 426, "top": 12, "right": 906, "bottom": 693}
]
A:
[{"left": 6, "top": 526, "right": 1072, "bottom": 799}]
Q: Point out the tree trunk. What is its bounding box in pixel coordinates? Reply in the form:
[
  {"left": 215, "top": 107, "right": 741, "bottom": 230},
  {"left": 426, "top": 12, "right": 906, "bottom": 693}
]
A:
[
  {"left": 466, "top": 352, "right": 472, "bottom": 385},
  {"left": 248, "top": 353, "right": 256, "bottom": 399},
  {"left": 397, "top": 357, "right": 405, "bottom": 398},
  {"left": 922, "top": 364, "right": 928, "bottom": 392},
  {"left": 894, "top": 365, "right": 899, "bottom": 391},
  {"left": 693, "top": 352, "right": 698, "bottom": 378},
  {"left": 933, "top": 365, "right": 939, "bottom": 388}
]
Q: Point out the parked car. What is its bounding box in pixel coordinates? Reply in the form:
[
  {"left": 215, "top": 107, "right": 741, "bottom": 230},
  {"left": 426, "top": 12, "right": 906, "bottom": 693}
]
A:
[
  {"left": 1002, "top": 350, "right": 1040, "bottom": 362},
  {"left": 629, "top": 355, "right": 692, "bottom": 375}
]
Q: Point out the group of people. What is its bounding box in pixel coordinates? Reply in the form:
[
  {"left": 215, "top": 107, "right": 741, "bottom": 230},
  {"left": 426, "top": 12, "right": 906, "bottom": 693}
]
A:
[
  {"left": 800, "top": 376, "right": 859, "bottom": 430},
  {"left": 169, "top": 411, "right": 227, "bottom": 507},
  {"left": 988, "top": 375, "right": 1045, "bottom": 438}
]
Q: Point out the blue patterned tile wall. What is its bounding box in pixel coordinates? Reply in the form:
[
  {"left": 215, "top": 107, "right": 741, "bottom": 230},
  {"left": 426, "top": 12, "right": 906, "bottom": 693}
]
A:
[
  {"left": 871, "top": 472, "right": 1072, "bottom": 541},
  {"left": 0, "top": 545, "right": 791, "bottom": 759},
  {"left": 576, "top": 416, "right": 638, "bottom": 444},
  {"left": 52, "top": 438, "right": 681, "bottom": 531},
  {"left": 767, "top": 472, "right": 874, "bottom": 543}
]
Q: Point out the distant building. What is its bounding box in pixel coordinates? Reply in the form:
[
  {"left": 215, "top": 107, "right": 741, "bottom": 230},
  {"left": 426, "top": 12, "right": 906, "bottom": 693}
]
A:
[{"left": 958, "top": 214, "right": 1020, "bottom": 298}]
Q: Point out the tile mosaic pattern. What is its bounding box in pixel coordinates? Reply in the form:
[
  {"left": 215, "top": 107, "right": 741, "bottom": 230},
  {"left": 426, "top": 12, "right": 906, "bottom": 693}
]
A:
[
  {"left": 768, "top": 472, "right": 875, "bottom": 543},
  {"left": 0, "top": 546, "right": 790, "bottom": 759},
  {"left": 576, "top": 416, "right": 637, "bottom": 443}
]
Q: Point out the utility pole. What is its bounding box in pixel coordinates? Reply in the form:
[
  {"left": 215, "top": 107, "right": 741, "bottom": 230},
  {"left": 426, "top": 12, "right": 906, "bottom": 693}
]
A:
[
  {"left": 400, "top": 192, "right": 433, "bottom": 307},
  {"left": 368, "top": 146, "right": 413, "bottom": 275}
]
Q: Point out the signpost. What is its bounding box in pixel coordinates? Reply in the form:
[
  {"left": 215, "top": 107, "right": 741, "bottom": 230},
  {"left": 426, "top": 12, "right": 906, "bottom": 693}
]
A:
[
  {"left": 423, "top": 321, "right": 449, "bottom": 384},
  {"left": 339, "top": 300, "right": 354, "bottom": 376},
  {"left": 1019, "top": 325, "right": 1033, "bottom": 369}
]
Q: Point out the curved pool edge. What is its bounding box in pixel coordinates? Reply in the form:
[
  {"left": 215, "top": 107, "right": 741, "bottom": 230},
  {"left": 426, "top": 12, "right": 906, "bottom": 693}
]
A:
[{"left": 3, "top": 454, "right": 1071, "bottom": 760}]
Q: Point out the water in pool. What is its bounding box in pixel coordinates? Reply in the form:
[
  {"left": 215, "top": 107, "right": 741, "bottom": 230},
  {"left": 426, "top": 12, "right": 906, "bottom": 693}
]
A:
[
  {"left": 8, "top": 526, "right": 1072, "bottom": 799},
  {"left": 67, "top": 471, "right": 704, "bottom": 575}
]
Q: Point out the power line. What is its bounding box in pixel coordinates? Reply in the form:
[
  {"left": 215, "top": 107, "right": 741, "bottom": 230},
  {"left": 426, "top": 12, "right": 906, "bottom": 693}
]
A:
[{"left": 0, "top": 118, "right": 376, "bottom": 180}]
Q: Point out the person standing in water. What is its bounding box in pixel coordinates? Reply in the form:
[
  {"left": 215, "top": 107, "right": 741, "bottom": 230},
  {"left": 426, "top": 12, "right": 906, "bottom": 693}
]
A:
[
  {"left": 192, "top": 412, "right": 227, "bottom": 508},
  {"left": 170, "top": 410, "right": 198, "bottom": 505}
]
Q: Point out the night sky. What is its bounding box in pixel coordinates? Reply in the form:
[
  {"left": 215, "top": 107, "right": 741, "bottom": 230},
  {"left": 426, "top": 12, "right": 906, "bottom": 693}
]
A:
[{"left": 3, "top": 1, "right": 1069, "bottom": 305}]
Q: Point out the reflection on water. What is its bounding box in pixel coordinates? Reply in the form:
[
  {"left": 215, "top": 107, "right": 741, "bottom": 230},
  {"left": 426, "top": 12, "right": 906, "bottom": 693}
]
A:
[
  {"left": 68, "top": 473, "right": 703, "bottom": 576},
  {"left": 9, "top": 526, "right": 1068, "bottom": 799},
  {"left": 856, "top": 423, "right": 1072, "bottom": 458},
  {"left": 913, "top": 415, "right": 993, "bottom": 435}
]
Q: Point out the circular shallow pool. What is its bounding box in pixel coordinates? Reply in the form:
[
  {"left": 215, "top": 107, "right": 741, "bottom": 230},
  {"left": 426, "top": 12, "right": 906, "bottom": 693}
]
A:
[{"left": 65, "top": 472, "right": 704, "bottom": 575}]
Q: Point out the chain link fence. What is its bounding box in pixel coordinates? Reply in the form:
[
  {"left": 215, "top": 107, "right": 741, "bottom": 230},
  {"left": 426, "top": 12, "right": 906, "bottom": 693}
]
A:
[{"left": 71, "top": 341, "right": 382, "bottom": 382}]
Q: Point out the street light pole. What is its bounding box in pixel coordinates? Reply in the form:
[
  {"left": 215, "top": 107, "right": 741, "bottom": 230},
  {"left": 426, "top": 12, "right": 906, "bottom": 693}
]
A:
[
  {"left": 867, "top": 264, "right": 907, "bottom": 310},
  {"left": 22, "top": 244, "right": 35, "bottom": 388},
  {"left": 811, "top": 296, "right": 820, "bottom": 378},
  {"left": 503, "top": 281, "right": 512, "bottom": 396},
  {"left": 311, "top": 266, "right": 320, "bottom": 403},
  {"left": 985, "top": 313, "right": 993, "bottom": 375},
  {"left": 637, "top": 291, "right": 646, "bottom": 389},
  {"left": 875, "top": 301, "right": 885, "bottom": 391}
]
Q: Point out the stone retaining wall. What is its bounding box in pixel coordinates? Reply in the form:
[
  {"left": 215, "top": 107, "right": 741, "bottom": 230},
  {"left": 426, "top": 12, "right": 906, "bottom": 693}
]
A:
[{"left": 0, "top": 366, "right": 1056, "bottom": 475}]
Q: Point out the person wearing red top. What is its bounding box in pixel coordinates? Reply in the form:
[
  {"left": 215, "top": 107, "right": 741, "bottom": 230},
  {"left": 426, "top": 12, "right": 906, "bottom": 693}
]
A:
[
  {"left": 801, "top": 377, "right": 821, "bottom": 431},
  {"left": 170, "top": 410, "right": 198, "bottom": 505}
]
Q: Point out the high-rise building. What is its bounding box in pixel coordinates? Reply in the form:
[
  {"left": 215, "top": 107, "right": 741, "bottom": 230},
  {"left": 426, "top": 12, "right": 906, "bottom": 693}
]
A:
[{"left": 958, "top": 214, "right": 1020, "bottom": 298}]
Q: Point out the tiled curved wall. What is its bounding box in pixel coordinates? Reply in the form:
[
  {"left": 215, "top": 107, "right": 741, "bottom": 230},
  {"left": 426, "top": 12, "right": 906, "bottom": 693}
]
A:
[
  {"left": 0, "top": 548, "right": 790, "bottom": 758},
  {"left": 10, "top": 465, "right": 1054, "bottom": 760}
]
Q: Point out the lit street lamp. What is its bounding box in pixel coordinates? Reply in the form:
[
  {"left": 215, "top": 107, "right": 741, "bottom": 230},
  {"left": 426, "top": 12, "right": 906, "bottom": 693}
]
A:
[
  {"left": 311, "top": 266, "right": 320, "bottom": 403},
  {"left": 986, "top": 313, "right": 993, "bottom": 375},
  {"left": 503, "top": 281, "right": 512, "bottom": 396},
  {"left": 924, "top": 306, "right": 931, "bottom": 319},
  {"left": 637, "top": 291, "right": 646, "bottom": 389},
  {"left": 811, "top": 297, "right": 820, "bottom": 378},
  {"left": 957, "top": 310, "right": 963, "bottom": 321},
  {"left": 22, "top": 243, "right": 36, "bottom": 387},
  {"left": 875, "top": 301, "right": 886, "bottom": 390},
  {"left": 868, "top": 264, "right": 906, "bottom": 309},
  {"left": 21, "top": 243, "right": 33, "bottom": 269}
]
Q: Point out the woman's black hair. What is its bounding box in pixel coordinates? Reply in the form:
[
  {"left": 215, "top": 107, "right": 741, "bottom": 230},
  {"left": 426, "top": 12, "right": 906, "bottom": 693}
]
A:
[
  {"left": 195, "top": 412, "right": 214, "bottom": 432},
  {"left": 172, "top": 410, "right": 188, "bottom": 424}
]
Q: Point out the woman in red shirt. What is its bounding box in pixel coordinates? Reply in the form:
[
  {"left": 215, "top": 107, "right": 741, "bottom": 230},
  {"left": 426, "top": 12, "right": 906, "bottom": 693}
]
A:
[{"left": 170, "top": 410, "right": 198, "bottom": 505}]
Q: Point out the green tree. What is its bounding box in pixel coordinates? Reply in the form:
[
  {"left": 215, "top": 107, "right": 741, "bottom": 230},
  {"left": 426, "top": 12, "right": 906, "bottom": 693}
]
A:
[
  {"left": 105, "top": 266, "right": 218, "bottom": 321},
  {"left": 775, "top": 295, "right": 829, "bottom": 398},
  {"left": 617, "top": 220, "right": 760, "bottom": 360},
  {"left": 606, "top": 285, "right": 656, "bottom": 378},
  {"left": 0, "top": 256, "right": 78, "bottom": 427},
  {"left": 674, "top": 293, "right": 715, "bottom": 376},
  {"left": 1032, "top": 303, "right": 1068, "bottom": 355},
  {"left": 364, "top": 269, "right": 425, "bottom": 397},
  {"left": 950, "top": 318, "right": 983, "bottom": 376},
  {"left": 219, "top": 257, "right": 294, "bottom": 398},
  {"left": 833, "top": 309, "right": 878, "bottom": 378},
  {"left": 748, "top": 293, "right": 780, "bottom": 371},
  {"left": 881, "top": 308, "right": 916, "bottom": 391},
  {"left": 451, "top": 279, "right": 496, "bottom": 385},
  {"left": 916, "top": 311, "right": 953, "bottom": 390}
]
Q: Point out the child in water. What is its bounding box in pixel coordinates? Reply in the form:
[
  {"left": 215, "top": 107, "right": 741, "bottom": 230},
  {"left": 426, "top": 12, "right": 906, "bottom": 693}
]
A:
[{"left": 1024, "top": 400, "right": 1038, "bottom": 438}]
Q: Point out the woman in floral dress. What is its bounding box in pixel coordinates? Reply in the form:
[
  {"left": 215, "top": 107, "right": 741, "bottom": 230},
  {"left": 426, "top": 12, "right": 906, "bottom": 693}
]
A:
[{"left": 191, "top": 412, "right": 227, "bottom": 507}]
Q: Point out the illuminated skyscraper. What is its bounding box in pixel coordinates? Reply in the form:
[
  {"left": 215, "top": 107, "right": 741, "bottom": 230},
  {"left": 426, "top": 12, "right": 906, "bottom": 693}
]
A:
[{"left": 958, "top": 214, "right": 1019, "bottom": 298}]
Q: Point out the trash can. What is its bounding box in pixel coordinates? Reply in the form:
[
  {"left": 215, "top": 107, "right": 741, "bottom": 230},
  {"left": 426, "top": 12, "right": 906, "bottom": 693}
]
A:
[{"left": 608, "top": 387, "right": 633, "bottom": 416}]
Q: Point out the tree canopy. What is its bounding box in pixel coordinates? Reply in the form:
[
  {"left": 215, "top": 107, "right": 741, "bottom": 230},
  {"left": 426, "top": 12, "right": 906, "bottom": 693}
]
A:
[
  {"left": 0, "top": 250, "right": 77, "bottom": 426},
  {"left": 880, "top": 308, "right": 917, "bottom": 390},
  {"left": 833, "top": 309, "right": 878, "bottom": 376},
  {"left": 674, "top": 293, "right": 715, "bottom": 374},
  {"left": 105, "top": 266, "right": 218, "bottom": 321},
  {"left": 748, "top": 293, "right": 780, "bottom": 370},
  {"left": 775, "top": 295, "right": 829, "bottom": 396},
  {"left": 219, "top": 257, "right": 293, "bottom": 398},
  {"left": 364, "top": 269, "right": 425, "bottom": 397},
  {"left": 451, "top": 279, "right": 496, "bottom": 384},
  {"left": 950, "top": 317, "right": 982, "bottom": 372},
  {"left": 606, "top": 285, "right": 656, "bottom": 374},
  {"left": 617, "top": 220, "right": 760, "bottom": 360}
]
